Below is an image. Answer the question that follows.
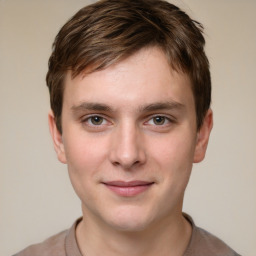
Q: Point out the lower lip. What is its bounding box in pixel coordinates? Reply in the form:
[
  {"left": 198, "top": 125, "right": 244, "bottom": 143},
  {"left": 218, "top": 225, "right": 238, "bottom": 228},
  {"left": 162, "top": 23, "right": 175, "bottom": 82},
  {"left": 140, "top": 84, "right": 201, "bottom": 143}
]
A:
[{"left": 104, "top": 184, "right": 153, "bottom": 197}]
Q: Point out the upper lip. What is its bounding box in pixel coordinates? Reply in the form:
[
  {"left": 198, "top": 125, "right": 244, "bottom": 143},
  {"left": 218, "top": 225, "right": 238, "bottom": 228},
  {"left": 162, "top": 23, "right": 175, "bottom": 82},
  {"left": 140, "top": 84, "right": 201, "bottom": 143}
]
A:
[{"left": 102, "top": 180, "right": 154, "bottom": 187}]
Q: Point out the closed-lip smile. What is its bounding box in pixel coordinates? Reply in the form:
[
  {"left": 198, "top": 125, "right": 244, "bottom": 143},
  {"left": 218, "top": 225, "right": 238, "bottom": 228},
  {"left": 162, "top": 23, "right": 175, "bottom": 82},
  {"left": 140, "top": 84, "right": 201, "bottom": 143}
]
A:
[{"left": 102, "top": 180, "right": 154, "bottom": 197}]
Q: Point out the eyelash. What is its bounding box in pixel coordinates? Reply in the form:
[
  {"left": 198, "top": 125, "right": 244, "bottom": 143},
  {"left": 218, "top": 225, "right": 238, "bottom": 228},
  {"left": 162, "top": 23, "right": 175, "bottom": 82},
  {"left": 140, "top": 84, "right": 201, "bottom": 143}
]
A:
[
  {"left": 80, "top": 114, "right": 176, "bottom": 130},
  {"left": 81, "top": 115, "right": 110, "bottom": 127},
  {"left": 145, "top": 115, "right": 174, "bottom": 126}
]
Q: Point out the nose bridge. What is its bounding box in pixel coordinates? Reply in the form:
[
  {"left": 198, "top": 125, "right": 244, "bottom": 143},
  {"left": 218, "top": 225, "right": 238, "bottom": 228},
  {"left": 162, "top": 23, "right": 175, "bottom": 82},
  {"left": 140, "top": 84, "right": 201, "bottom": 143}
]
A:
[{"left": 109, "top": 120, "right": 146, "bottom": 169}]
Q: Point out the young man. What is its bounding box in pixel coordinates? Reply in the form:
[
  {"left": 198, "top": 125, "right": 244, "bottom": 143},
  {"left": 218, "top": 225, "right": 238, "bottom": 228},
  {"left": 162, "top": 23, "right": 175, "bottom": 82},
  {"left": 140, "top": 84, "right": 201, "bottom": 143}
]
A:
[{"left": 15, "top": 0, "right": 240, "bottom": 255}]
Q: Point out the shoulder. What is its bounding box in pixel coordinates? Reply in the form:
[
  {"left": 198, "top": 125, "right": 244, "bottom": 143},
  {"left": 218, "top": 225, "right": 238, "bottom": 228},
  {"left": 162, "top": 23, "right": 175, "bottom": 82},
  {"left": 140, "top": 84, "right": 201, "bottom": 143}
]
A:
[
  {"left": 13, "top": 229, "right": 68, "bottom": 256},
  {"left": 184, "top": 214, "right": 241, "bottom": 256},
  {"left": 191, "top": 226, "right": 240, "bottom": 256},
  {"left": 13, "top": 218, "right": 82, "bottom": 256}
]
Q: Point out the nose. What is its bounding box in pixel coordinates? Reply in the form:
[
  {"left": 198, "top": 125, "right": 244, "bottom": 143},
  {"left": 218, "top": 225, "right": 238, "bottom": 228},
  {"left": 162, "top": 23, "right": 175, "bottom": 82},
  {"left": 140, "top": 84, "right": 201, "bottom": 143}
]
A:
[{"left": 109, "top": 122, "right": 146, "bottom": 170}]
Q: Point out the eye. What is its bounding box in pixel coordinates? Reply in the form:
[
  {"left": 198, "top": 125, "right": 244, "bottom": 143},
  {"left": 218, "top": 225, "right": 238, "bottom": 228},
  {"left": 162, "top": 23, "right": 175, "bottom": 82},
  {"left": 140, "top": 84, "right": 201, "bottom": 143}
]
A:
[
  {"left": 147, "top": 116, "right": 170, "bottom": 126},
  {"left": 83, "top": 115, "right": 107, "bottom": 126},
  {"left": 89, "top": 116, "right": 104, "bottom": 125},
  {"left": 152, "top": 116, "right": 166, "bottom": 125}
]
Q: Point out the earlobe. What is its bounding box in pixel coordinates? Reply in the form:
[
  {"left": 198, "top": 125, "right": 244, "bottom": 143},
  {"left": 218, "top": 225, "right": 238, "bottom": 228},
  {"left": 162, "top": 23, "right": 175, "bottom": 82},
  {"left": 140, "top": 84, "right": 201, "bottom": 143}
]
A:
[
  {"left": 48, "top": 110, "right": 67, "bottom": 164},
  {"left": 193, "top": 109, "right": 213, "bottom": 163}
]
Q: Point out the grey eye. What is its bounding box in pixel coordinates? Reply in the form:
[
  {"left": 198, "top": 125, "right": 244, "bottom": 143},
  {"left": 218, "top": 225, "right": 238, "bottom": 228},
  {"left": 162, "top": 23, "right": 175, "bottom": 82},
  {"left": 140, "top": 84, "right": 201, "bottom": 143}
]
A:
[
  {"left": 153, "top": 116, "right": 166, "bottom": 125},
  {"left": 90, "top": 116, "right": 104, "bottom": 125}
]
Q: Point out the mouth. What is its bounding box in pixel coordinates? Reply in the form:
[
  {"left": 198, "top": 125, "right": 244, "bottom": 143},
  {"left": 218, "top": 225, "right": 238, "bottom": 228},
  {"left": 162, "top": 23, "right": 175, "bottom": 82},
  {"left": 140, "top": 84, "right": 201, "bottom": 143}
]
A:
[{"left": 102, "top": 180, "right": 155, "bottom": 197}]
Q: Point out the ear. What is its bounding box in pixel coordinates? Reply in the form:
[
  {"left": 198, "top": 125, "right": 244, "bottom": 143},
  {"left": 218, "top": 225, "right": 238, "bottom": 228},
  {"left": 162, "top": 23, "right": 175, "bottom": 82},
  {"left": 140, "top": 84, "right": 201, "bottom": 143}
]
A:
[
  {"left": 48, "top": 110, "right": 67, "bottom": 164},
  {"left": 193, "top": 109, "right": 213, "bottom": 163}
]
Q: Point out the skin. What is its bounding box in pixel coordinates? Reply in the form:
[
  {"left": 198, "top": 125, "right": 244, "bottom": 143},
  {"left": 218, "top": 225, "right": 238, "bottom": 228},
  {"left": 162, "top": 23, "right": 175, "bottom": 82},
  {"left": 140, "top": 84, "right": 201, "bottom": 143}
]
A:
[{"left": 49, "top": 47, "right": 213, "bottom": 256}]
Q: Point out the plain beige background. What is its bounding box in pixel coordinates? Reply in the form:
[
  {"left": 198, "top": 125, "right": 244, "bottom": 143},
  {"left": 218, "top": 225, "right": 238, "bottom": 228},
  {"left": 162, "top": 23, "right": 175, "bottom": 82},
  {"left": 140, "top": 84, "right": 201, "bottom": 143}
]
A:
[{"left": 1, "top": 0, "right": 255, "bottom": 255}]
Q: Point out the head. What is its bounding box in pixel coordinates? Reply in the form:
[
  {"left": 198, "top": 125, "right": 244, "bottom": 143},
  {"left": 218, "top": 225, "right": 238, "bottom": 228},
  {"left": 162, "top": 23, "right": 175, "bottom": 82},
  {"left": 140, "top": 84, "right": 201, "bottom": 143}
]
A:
[
  {"left": 46, "top": 0, "right": 211, "bottom": 134},
  {"left": 47, "top": 0, "right": 213, "bottom": 233}
]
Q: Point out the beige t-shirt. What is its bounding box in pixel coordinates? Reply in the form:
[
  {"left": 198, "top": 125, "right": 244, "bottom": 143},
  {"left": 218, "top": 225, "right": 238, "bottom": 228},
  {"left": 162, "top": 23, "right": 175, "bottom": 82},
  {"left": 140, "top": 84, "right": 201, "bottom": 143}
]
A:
[{"left": 14, "top": 214, "right": 241, "bottom": 256}]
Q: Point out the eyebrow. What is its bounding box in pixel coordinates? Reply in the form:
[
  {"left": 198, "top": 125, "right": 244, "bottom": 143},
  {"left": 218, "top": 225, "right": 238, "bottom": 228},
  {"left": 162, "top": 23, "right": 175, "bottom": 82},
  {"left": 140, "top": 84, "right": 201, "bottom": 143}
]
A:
[
  {"left": 71, "top": 102, "right": 112, "bottom": 113},
  {"left": 139, "top": 101, "right": 185, "bottom": 112},
  {"left": 71, "top": 100, "right": 185, "bottom": 114}
]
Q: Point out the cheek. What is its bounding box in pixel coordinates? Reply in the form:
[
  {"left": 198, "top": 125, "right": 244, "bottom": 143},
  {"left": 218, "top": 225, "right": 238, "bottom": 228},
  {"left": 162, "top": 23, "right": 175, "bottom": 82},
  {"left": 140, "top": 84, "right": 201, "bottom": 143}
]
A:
[
  {"left": 150, "top": 132, "right": 196, "bottom": 166},
  {"left": 64, "top": 133, "right": 107, "bottom": 169},
  {"left": 62, "top": 133, "right": 109, "bottom": 193},
  {"left": 149, "top": 131, "right": 196, "bottom": 187},
  {"left": 62, "top": 139, "right": 107, "bottom": 211}
]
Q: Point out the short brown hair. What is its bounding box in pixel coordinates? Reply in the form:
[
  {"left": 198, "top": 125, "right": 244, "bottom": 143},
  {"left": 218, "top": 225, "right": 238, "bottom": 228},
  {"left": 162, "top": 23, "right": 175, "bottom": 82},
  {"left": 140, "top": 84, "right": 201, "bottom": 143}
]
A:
[{"left": 46, "top": 0, "right": 211, "bottom": 133}]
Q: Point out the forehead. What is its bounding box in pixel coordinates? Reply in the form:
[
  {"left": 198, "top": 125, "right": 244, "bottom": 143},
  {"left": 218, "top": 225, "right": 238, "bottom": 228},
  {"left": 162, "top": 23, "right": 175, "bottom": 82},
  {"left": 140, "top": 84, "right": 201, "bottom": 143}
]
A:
[{"left": 63, "top": 47, "right": 194, "bottom": 110}]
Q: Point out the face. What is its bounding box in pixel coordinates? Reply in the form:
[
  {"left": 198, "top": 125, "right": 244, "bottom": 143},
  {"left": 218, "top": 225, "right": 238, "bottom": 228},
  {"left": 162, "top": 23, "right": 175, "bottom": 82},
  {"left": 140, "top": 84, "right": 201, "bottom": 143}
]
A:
[{"left": 49, "top": 47, "right": 212, "bottom": 232}]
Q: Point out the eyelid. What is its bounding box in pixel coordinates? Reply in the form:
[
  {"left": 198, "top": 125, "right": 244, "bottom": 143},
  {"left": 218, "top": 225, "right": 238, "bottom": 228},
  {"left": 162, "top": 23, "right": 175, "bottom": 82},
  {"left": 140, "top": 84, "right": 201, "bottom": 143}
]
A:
[
  {"left": 82, "top": 113, "right": 107, "bottom": 120},
  {"left": 81, "top": 114, "right": 112, "bottom": 127},
  {"left": 145, "top": 114, "right": 174, "bottom": 122},
  {"left": 143, "top": 114, "right": 177, "bottom": 128},
  {"left": 80, "top": 113, "right": 176, "bottom": 130}
]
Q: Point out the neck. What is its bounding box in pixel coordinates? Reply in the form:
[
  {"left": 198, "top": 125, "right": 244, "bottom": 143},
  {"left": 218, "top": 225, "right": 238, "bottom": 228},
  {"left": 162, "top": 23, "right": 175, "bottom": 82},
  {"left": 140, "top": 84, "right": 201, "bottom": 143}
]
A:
[{"left": 76, "top": 212, "right": 192, "bottom": 256}]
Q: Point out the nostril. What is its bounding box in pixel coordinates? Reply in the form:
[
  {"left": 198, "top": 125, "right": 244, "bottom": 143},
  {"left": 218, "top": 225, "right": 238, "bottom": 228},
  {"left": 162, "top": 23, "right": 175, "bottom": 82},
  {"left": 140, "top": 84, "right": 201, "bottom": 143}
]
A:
[
  {"left": 111, "top": 159, "right": 143, "bottom": 170},
  {"left": 112, "top": 161, "right": 120, "bottom": 166}
]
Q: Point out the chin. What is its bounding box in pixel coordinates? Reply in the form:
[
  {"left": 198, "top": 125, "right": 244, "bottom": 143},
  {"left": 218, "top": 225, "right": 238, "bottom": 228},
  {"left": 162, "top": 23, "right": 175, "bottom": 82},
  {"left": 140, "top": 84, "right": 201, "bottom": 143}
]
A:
[
  {"left": 109, "top": 219, "right": 150, "bottom": 232},
  {"left": 106, "top": 207, "right": 155, "bottom": 232}
]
